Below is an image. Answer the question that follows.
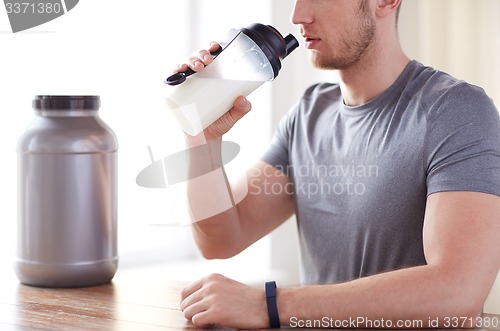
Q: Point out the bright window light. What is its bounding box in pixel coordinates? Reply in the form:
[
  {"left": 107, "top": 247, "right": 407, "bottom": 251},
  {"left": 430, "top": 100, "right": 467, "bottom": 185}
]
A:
[{"left": 0, "top": 0, "right": 273, "bottom": 282}]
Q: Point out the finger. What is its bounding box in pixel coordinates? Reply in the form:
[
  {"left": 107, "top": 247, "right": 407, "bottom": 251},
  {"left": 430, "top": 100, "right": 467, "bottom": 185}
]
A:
[
  {"left": 206, "top": 96, "right": 252, "bottom": 137},
  {"left": 182, "top": 299, "right": 208, "bottom": 322},
  {"left": 190, "top": 49, "right": 213, "bottom": 66},
  {"left": 208, "top": 41, "right": 221, "bottom": 53},
  {"left": 180, "top": 286, "right": 206, "bottom": 312},
  {"left": 174, "top": 42, "right": 220, "bottom": 74},
  {"left": 173, "top": 63, "right": 189, "bottom": 73},
  {"left": 228, "top": 96, "right": 252, "bottom": 123},
  {"left": 180, "top": 278, "right": 205, "bottom": 303},
  {"left": 174, "top": 53, "right": 208, "bottom": 74},
  {"left": 183, "top": 58, "right": 202, "bottom": 72},
  {"left": 173, "top": 59, "right": 203, "bottom": 73},
  {"left": 191, "top": 310, "right": 216, "bottom": 328}
]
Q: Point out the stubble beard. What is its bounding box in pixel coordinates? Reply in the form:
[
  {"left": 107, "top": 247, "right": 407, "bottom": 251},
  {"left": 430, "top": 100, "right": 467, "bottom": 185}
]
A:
[{"left": 311, "top": 0, "right": 376, "bottom": 70}]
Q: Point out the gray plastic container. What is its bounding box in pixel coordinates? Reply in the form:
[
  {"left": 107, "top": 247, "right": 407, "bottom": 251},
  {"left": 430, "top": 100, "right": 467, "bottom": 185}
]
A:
[{"left": 16, "top": 96, "right": 118, "bottom": 287}]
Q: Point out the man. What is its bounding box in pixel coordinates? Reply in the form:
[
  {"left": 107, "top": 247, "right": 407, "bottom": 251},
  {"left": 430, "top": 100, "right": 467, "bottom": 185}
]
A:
[{"left": 178, "top": 0, "right": 500, "bottom": 329}]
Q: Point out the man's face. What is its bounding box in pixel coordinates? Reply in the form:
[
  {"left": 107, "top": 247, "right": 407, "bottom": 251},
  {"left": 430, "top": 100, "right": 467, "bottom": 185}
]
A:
[{"left": 291, "top": 0, "right": 377, "bottom": 70}]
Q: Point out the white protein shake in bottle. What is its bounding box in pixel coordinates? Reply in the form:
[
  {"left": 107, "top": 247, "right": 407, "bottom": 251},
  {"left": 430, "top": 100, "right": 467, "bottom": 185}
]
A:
[{"left": 166, "top": 77, "right": 262, "bottom": 135}]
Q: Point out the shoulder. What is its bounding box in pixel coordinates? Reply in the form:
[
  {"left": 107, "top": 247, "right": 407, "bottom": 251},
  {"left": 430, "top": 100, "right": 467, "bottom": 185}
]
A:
[
  {"left": 403, "top": 61, "right": 497, "bottom": 119},
  {"left": 274, "top": 82, "right": 342, "bottom": 140}
]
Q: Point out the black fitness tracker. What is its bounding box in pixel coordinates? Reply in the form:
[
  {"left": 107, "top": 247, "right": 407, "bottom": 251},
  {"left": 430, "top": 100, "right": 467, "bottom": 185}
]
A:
[{"left": 265, "top": 281, "right": 281, "bottom": 328}]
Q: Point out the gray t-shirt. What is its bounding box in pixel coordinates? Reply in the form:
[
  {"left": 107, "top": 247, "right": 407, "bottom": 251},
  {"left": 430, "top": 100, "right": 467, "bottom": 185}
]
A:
[{"left": 261, "top": 60, "right": 500, "bottom": 285}]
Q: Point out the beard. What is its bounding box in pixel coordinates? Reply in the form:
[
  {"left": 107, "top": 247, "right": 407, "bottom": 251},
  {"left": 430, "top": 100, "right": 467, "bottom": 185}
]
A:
[{"left": 311, "top": 0, "right": 376, "bottom": 70}]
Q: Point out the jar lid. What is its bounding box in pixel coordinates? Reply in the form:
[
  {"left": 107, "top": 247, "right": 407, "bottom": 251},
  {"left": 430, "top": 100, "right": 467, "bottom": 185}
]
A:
[{"left": 33, "top": 96, "right": 100, "bottom": 111}]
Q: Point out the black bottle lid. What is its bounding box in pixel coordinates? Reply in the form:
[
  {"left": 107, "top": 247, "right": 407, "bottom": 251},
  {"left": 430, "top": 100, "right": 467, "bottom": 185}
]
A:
[{"left": 240, "top": 23, "right": 299, "bottom": 78}]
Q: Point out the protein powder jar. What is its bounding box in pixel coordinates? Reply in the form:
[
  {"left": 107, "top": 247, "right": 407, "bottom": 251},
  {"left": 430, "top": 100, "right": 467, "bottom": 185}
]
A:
[{"left": 16, "top": 95, "right": 118, "bottom": 287}]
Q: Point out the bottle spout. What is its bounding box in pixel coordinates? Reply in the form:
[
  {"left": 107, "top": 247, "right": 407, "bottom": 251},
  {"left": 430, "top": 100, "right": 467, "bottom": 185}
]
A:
[{"left": 284, "top": 34, "right": 299, "bottom": 57}]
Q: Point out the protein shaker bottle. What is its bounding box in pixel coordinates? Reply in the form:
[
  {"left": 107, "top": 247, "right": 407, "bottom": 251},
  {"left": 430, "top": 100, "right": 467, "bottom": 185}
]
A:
[
  {"left": 16, "top": 95, "right": 118, "bottom": 287},
  {"left": 165, "top": 23, "right": 299, "bottom": 135}
]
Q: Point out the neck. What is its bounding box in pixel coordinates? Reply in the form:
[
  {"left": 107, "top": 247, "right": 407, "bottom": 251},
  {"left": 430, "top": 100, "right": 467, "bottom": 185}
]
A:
[{"left": 338, "top": 31, "right": 410, "bottom": 106}]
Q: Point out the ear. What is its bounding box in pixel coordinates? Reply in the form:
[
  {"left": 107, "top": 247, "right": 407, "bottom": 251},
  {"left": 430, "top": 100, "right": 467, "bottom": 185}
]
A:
[{"left": 375, "top": 0, "right": 401, "bottom": 19}]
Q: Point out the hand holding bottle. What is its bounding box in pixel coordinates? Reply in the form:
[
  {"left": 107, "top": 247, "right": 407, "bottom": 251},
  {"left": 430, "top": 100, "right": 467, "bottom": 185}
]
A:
[
  {"left": 165, "top": 23, "right": 298, "bottom": 138},
  {"left": 172, "top": 42, "right": 252, "bottom": 142}
]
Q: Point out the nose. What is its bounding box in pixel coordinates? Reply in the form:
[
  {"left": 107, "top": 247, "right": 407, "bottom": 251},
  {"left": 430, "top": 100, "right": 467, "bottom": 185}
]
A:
[{"left": 290, "top": 0, "right": 313, "bottom": 25}]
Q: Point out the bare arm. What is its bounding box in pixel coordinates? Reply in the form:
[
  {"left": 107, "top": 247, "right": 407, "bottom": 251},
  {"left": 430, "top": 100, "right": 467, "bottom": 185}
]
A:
[
  {"left": 187, "top": 151, "right": 295, "bottom": 259},
  {"left": 181, "top": 43, "right": 294, "bottom": 259},
  {"left": 181, "top": 191, "right": 500, "bottom": 328},
  {"left": 276, "top": 191, "right": 500, "bottom": 327}
]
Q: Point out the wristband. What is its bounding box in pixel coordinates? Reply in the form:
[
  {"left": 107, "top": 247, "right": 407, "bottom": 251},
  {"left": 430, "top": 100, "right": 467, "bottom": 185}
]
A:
[{"left": 265, "top": 281, "right": 281, "bottom": 328}]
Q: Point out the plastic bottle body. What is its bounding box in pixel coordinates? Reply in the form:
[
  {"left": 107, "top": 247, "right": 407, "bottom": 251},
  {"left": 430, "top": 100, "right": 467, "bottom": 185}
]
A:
[
  {"left": 166, "top": 32, "right": 274, "bottom": 136},
  {"left": 166, "top": 77, "right": 263, "bottom": 135},
  {"left": 165, "top": 23, "right": 298, "bottom": 135},
  {"left": 16, "top": 97, "right": 118, "bottom": 287}
]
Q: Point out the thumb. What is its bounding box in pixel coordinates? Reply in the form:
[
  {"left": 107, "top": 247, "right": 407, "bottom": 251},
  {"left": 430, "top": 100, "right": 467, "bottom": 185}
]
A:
[
  {"left": 228, "top": 96, "right": 252, "bottom": 123},
  {"left": 209, "top": 96, "right": 252, "bottom": 136}
]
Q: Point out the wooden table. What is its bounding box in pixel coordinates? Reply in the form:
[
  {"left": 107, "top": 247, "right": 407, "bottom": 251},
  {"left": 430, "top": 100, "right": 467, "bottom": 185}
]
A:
[
  {"left": 0, "top": 269, "right": 195, "bottom": 331},
  {"left": 1, "top": 269, "right": 499, "bottom": 331}
]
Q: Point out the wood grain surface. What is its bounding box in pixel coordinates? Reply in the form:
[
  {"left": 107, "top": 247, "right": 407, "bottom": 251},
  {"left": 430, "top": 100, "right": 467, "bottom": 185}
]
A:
[{"left": 1, "top": 268, "right": 498, "bottom": 331}]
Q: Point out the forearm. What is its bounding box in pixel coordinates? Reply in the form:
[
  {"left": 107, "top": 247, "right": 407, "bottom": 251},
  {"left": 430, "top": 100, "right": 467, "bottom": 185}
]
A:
[
  {"left": 278, "top": 264, "right": 484, "bottom": 328},
  {"left": 185, "top": 134, "right": 243, "bottom": 258}
]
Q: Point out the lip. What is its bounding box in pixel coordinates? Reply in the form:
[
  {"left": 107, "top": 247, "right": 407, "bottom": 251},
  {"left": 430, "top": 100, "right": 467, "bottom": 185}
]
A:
[{"left": 304, "top": 37, "right": 321, "bottom": 49}]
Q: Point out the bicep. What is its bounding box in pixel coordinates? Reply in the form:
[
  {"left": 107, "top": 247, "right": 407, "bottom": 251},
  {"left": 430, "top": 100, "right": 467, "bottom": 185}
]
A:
[
  {"left": 233, "top": 160, "right": 295, "bottom": 242},
  {"left": 423, "top": 191, "right": 500, "bottom": 303}
]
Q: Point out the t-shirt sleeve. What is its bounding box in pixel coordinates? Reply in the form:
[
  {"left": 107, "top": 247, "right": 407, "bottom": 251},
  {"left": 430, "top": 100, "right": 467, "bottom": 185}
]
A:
[
  {"left": 260, "top": 103, "right": 299, "bottom": 175},
  {"left": 425, "top": 83, "right": 500, "bottom": 197}
]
